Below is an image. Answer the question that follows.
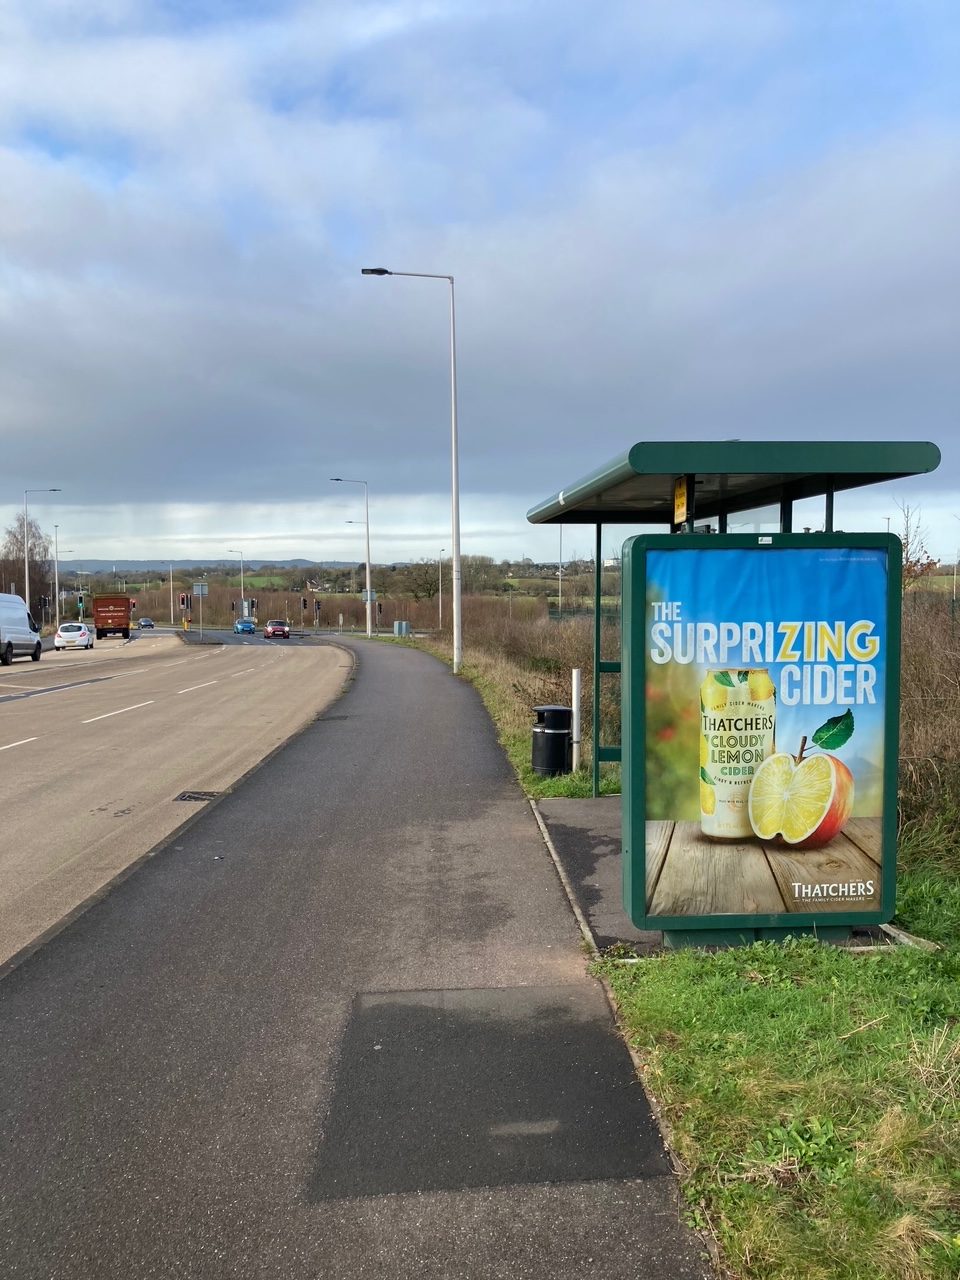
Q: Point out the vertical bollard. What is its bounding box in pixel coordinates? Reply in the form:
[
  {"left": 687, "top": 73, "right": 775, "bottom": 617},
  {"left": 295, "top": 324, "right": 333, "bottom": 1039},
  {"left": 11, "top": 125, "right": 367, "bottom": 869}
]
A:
[{"left": 572, "top": 667, "right": 582, "bottom": 772}]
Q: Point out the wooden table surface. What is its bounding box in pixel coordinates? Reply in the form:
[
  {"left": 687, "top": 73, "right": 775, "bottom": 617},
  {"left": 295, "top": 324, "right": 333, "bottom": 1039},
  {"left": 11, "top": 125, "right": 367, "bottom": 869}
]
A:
[{"left": 646, "top": 817, "right": 882, "bottom": 916}]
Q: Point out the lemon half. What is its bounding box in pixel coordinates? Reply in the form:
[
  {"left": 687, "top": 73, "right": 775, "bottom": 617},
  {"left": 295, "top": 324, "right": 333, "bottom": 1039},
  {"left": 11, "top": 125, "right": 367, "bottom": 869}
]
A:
[{"left": 748, "top": 753, "right": 843, "bottom": 845}]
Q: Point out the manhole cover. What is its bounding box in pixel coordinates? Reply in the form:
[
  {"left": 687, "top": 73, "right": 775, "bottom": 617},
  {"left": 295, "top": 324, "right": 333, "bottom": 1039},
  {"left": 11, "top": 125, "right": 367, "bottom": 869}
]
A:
[{"left": 174, "top": 790, "right": 221, "bottom": 802}]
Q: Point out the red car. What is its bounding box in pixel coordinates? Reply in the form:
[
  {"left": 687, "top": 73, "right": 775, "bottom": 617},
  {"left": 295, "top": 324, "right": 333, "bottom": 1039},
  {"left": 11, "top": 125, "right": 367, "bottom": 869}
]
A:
[{"left": 264, "top": 619, "right": 290, "bottom": 639}]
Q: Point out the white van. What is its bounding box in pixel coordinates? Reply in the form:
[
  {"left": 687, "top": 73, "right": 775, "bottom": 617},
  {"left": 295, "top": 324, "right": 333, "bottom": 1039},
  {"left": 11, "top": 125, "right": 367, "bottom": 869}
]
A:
[{"left": 0, "top": 593, "right": 42, "bottom": 665}]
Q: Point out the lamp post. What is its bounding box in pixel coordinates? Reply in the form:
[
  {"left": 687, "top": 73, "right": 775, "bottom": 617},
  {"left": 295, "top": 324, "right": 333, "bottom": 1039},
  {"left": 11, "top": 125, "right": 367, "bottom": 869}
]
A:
[
  {"left": 334, "top": 478, "right": 372, "bottom": 637},
  {"left": 439, "top": 547, "right": 445, "bottom": 631},
  {"left": 53, "top": 534, "right": 74, "bottom": 629},
  {"left": 54, "top": 525, "right": 60, "bottom": 628},
  {"left": 558, "top": 525, "right": 563, "bottom": 620},
  {"left": 344, "top": 522, "right": 373, "bottom": 634},
  {"left": 169, "top": 564, "right": 174, "bottom": 626},
  {"left": 362, "top": 267, "right": 462, "bottom": 673},
  {"left": 23, "top": 487, "right": 61, "bottom": 614},
  {"left": 227, "top": 549, "right": 245, "bottom": 614}
]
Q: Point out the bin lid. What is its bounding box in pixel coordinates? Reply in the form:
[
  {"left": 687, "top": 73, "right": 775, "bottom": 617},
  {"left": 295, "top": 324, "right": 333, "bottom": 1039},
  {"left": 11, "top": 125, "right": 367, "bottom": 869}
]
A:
[{"left": 533, "top": 704, "right": 573, "bottom": 728}]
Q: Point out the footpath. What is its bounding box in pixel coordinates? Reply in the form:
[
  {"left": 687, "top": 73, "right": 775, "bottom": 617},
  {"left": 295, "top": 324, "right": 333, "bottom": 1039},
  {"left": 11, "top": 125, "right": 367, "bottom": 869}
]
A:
[{"left": 0, "top": 637, "right": 711, "bottom": 1279}]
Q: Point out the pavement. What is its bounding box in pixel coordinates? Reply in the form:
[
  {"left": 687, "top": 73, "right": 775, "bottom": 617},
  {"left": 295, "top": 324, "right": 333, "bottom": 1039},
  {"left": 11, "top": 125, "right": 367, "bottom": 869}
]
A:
[
  {"left": 535, "top": 796, "right": 665, "bottom": 954},
  {"left": 0, "top": 637, "right": 712, "bottom": 1279}
]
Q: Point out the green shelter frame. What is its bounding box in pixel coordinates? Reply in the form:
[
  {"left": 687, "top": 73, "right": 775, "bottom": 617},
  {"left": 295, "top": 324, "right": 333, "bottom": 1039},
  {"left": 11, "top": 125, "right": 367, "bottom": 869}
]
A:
[{"left": 527, "top": 440, "right": 941, "bottom": 796}]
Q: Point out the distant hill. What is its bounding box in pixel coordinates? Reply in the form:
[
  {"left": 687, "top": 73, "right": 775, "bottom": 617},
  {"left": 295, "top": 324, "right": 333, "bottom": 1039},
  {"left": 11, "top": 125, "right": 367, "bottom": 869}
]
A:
[{"left": 58, "top": 559, "right": 353, "bottom": 572}]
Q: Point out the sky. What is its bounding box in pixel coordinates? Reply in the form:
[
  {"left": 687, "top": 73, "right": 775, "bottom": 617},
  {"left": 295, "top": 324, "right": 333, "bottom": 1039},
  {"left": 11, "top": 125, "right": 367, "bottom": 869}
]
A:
[{"left": 1, "top": 0, "right": 958, "bottom": 568}]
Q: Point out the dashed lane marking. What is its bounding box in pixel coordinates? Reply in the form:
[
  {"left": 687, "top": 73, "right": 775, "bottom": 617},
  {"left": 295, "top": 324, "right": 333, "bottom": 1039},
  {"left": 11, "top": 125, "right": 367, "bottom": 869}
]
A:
[
  {"left": 177, "top": 681, "right": 218, "bottom": 694},
  {"left": 0, "top": 737, "right": 38, "bottom": 751},
  {"left": 82, "top": 701, "right": 155, "bottom": 724}
]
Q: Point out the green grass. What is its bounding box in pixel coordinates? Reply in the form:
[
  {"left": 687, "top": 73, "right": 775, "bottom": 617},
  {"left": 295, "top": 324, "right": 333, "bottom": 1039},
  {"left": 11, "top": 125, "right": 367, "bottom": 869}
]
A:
[
  {"left": 894, "top": 812, "right": 960, "bottom": 947},
  {"left": 452, "top": 649, "right": 621, "bottom": 798},
  {"left": 241, "top": 574, "right": 292, "bottom": 589},
  {"left": 599, "top": 938, "right": 960, "bottom": 1280}
]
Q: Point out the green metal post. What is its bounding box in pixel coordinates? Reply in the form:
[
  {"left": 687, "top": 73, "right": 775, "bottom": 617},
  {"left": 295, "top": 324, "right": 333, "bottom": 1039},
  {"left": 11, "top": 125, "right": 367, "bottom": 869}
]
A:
[
  {"left": 779, "top": 497, "right": 793, "bottom": 533},
  {"left": 593, "top": 522, "right": 602, "bottom": 797}
]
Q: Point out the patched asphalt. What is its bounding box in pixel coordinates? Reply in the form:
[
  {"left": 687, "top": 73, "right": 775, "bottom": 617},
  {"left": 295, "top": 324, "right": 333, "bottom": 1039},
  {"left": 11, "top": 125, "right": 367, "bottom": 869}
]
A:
[{"left": 0, "top": 637, "right": 711, "bottom": 1279}]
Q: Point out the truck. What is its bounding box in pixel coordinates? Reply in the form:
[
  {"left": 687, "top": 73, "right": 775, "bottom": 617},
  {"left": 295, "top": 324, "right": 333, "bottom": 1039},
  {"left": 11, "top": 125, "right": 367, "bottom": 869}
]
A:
[{"left": 92, "top": 594, "right": 134, "bottom": 640}]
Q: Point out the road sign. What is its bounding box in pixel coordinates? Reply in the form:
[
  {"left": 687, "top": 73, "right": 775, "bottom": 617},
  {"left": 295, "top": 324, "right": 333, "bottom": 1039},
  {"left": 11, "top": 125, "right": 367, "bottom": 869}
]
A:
[{"left": 193, "top": 583, "right": 208, "bottom": 597}]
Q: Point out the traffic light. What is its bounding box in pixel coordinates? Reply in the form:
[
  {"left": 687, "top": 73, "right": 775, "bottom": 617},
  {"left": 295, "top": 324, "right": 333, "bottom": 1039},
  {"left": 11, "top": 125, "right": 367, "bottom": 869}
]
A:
[
  {"left": 251, "top": 598, "right": 257, "bottom": 611},
  {"left": 77, "top": 592, "right": 84, "bottom": 609},
  {"left": 179, "top": 592, "right": 187, "bottom": 609},
  {"left": 231, "top": 601, "right": 235, "bottom": 612},
  {"left": 301, "top": 597, "right": 307, "bottom": 610}
]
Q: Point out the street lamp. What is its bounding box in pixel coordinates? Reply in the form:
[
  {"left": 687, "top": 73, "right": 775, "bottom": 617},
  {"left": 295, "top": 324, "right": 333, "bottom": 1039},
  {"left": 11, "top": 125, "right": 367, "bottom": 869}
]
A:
[
  {"left": 23, "top": 487, "right": 61, "bottom": 615},
  {"left": 362, "top": 266, "right": 462, "bottom": 673},
  {"left": 333, "top": 478, "right": 372, "bottom": 638},
  {"left": 439, "top": 547, "right": 445, "bottom": 631},
  {"left": 53, "top": 527, "right": 74, "bottom": 629},
  {"left": 227, "top": 549, "right": 245, "bottom": 611}
]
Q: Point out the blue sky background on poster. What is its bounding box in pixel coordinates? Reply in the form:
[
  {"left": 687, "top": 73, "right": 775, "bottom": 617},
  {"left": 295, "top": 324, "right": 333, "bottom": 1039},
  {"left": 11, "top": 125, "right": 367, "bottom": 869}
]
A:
[{"left": 646, "top": 546, "right": 887, "bottom": 810}]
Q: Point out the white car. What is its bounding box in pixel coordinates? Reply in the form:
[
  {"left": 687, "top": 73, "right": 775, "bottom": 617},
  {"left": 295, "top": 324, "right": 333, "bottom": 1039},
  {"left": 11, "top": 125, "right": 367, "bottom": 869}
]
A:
[{"left": 55, "top": 622, "right": 95, "bottom": 651}]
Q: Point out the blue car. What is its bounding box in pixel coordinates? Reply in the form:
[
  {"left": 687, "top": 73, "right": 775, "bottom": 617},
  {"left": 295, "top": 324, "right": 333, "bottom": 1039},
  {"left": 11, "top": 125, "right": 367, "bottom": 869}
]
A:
[{"left": 234, "top": 617, "right": 256, "bottom": 634}]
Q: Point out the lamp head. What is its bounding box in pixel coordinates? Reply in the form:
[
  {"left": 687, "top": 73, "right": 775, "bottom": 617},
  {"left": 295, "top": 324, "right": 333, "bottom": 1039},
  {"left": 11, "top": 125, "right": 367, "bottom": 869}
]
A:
[{"left": 361, "top": 267, "right": 391, "bottom": 276}]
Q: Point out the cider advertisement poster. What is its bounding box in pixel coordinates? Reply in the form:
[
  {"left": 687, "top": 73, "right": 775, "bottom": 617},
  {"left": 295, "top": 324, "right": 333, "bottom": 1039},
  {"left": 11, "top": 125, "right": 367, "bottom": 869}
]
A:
[{"left": 642, "top": 545, "right": 889, "bottom": 919}]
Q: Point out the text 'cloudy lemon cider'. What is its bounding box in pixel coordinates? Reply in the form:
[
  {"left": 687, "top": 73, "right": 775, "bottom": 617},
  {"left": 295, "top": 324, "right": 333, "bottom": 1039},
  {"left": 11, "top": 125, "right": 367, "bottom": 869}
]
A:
[{"left": 700, "top": 669, "right": 776, "bottom": 839}]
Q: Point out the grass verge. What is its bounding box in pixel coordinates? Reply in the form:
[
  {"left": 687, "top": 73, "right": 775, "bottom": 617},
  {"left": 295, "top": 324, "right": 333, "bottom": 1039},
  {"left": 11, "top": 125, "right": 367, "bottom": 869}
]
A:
[
  {"left": 599, "top": 938, "right": 960, "bottom": 1279},
  {"left": 455, "top": 646, "right": 621, "bottom": 797}
]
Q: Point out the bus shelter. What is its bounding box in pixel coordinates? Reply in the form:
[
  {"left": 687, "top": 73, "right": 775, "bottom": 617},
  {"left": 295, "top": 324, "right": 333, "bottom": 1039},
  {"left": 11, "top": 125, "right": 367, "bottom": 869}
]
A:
[{"left": 527, "top": 440, "right": 941, "bottom": 944}]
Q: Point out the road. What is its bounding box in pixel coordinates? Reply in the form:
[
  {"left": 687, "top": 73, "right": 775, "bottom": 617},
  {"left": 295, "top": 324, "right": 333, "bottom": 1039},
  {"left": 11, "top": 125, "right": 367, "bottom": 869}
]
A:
[
  {"left": 0, "top": 635, "right": 709, "bottom": 1280},
  {"left": 0, "top": 630, "right": 352, "bottom": 971}
]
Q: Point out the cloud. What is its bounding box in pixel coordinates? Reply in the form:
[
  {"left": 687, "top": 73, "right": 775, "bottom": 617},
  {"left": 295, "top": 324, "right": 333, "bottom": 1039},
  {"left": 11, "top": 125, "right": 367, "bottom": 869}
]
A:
[{"left": 0, "top": 0, "right": 957, "bottom": 560}]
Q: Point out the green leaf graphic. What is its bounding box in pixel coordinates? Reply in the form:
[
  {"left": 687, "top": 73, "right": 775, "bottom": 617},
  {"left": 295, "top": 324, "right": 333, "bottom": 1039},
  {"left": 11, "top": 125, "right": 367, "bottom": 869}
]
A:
[
  {"left": 737, "top": 670, "right": 750, "bottom": 683},
  {"left": 714, "top": 671, "right": 735, "bottom": 687},
  {"left": 700, "top": 767, "right": 715, "bottom": 785},
  {"left": 812, "top": 709, "right": 854, "bottom": 751}
]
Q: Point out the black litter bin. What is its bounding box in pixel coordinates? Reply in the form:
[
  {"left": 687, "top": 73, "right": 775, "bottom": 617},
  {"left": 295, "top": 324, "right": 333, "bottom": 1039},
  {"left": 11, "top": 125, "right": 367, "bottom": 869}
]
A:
[{"left": 531, "top": 704, "right": 572, "bottom": 776}]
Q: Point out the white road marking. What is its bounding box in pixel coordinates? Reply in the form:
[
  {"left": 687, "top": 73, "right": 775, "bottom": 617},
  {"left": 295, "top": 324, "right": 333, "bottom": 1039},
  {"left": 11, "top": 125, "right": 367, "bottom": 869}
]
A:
[
  {"left": 178, "top": 681, "right": 218, "bottom": 694},
  {"left": 0, "top": 737, "right": 38, "bottom": 752},
  {"left": 82, "top": 701, "right": 155, "bottom": 724},
  {"left": 229, "top": 668, "right": 257, "bottom": 677}
]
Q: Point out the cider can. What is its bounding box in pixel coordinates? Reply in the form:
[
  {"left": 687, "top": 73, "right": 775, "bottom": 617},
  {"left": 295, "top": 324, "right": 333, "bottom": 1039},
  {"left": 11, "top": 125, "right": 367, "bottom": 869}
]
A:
[{"left": 699, "top": 669, "right": 776, "bottom": 839}]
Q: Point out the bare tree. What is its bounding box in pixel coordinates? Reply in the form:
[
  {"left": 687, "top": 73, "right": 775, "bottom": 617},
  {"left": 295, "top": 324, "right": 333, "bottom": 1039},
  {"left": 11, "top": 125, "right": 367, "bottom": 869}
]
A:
[
  {"left": 395, "top": 561, "right": 439, "bottom": 602},
  {"left": 897, "top": 503, "right": 937, "bottom": 590},
  {"left": 1, "top": 517, "right": 52, "bottom": 606}
]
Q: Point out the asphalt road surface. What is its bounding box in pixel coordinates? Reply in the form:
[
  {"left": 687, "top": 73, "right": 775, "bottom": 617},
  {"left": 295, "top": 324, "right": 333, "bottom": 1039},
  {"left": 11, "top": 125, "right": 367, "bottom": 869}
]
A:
[
  {"left": 0, "top": 631, "right": 352, "bottom": 971},
  {"left": 0, "top": 637, "right": 710, "bottom": 1279}
]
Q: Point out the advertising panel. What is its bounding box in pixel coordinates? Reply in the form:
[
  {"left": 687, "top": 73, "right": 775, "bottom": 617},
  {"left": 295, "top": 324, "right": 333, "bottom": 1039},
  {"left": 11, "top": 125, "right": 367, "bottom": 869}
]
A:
[{"left": 621, "top": 534, "right": 900, "bottom": 930}]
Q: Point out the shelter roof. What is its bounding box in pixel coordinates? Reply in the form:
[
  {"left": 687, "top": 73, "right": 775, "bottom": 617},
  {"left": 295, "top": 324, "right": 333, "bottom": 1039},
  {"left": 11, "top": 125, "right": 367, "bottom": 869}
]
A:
[{"left": 526, "top": 440, "right": 941, "bottom": 526}]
